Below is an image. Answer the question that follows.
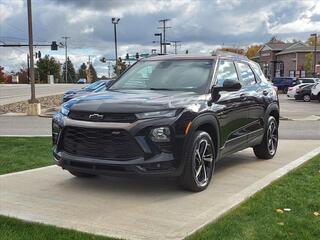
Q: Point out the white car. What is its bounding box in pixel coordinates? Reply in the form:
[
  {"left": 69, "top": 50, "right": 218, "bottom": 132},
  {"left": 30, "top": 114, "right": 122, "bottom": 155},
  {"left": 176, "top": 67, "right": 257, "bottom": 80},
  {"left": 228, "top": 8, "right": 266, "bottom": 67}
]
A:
[
  {"left": 287, "top": 83, "right": 314, "bottom": 98},
  {"left": 297, "top": 78, "right": 320, "bottom": 84},
  {"left": 311, "top": 82, "right": 320, "bottom": 102}
]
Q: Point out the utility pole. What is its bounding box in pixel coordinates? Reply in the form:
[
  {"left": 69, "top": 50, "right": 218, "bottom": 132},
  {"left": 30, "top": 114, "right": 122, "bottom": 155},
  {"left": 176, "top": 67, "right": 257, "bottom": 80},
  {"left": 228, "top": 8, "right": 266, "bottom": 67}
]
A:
[
  {"left": 62, "top": 36, "right": 71, "bottom": 83},
  {"left": 158, "top": 19, "right": 171, "bottom": 54},
  {"left": 171, "top": 41, "right": 181, "bottom": 54},
  {"left": 112, "top": 17, "right": 120, "bottom": 76},
  {"left": 311, "top": 33, "right": 318, "bottom": 77},
  {"left": 27, "top": 0, "right": 37, "bottom": 103}
]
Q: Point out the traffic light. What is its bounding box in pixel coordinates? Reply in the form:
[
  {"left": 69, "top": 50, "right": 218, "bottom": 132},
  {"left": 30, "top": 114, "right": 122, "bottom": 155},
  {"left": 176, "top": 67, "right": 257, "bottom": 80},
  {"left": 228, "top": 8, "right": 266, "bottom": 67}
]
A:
[
  {"left": 35, "top": 51, "right": 41, "bottom": 58},
  {"left": 51, "top": 41, "right": 58, "bottom": 50},
  {"left": 100, "top": 57, "right": 107, "bottom": 63},
  {"left": 126, "top": 53, "right": 129, "bottom": 60},
  {"left": 135, "top": 52, "right": 139, "bottom": 59}
]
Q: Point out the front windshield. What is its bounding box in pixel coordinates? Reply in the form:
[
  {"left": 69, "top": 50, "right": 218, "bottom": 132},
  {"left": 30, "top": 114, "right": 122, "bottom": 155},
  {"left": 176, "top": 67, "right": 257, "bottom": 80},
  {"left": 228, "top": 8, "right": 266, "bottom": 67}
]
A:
[
  {"left": 84, "top": 81, "right": 104, "bottom": 91},
  {"left": 110, "top": 60, "right": 214, "bottom": 93}
]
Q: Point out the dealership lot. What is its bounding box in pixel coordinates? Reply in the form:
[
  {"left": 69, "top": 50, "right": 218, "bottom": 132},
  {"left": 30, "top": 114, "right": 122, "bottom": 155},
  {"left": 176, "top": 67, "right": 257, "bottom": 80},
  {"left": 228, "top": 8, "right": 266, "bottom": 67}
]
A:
[
  {"left": 0, "top": 84, "right": 82, "bottom": 105},
  {"left": 0, "top": 140, "right": 319, "bottom": 240}
]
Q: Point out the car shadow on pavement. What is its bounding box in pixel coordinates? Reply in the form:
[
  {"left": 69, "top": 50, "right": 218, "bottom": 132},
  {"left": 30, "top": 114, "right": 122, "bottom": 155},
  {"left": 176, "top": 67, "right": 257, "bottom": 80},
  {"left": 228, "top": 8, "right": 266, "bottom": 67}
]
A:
[{"left": 55, "top": 150, "right": 260, "bottom": 197}]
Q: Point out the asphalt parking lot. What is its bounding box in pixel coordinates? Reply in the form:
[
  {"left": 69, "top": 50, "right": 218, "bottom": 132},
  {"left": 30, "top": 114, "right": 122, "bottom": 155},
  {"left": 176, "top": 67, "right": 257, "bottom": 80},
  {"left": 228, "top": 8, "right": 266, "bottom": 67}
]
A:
[
  {"left": 1, "top": 140, "right": 319, "bottom": 240},
  {"left": 278, "top": 94, "right": 320, "bottom": 120}
]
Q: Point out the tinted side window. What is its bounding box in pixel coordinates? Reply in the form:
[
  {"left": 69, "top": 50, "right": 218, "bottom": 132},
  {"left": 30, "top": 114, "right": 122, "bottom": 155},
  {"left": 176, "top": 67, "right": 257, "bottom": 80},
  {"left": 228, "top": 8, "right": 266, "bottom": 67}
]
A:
[
  {"left": 216, "top": 60, "right": 239, "bottom": 86},
  {"left": 236, "top": 62, "right": 256, "bottom": 87}
]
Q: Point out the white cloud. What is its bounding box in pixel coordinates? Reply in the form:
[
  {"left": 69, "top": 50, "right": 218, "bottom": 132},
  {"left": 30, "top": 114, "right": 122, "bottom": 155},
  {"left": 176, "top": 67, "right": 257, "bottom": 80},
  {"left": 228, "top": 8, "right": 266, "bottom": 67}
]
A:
[{"left": 81, "top": 25, "right": 94, "bottom": 34}]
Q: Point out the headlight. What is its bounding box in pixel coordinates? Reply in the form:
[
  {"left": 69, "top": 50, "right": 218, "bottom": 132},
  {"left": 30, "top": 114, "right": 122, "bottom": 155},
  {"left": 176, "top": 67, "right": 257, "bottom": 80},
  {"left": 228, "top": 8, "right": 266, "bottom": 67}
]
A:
[
  {"left": 150, "top": 127, "right": 171, "bottom": 142},
  {"left": 136, "top": 109, "right": 177, "bottom": 119},
  {"left": 60, "top": 105, "right": 70, "bottom": 116}
]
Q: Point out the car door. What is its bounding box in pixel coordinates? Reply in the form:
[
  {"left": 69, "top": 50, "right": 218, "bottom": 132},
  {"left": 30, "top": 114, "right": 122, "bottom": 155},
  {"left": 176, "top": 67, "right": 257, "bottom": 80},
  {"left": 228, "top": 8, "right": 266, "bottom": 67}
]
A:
[
  {"left": 213, "top": 59, "right": 250, "bottom": 156},
  {"left": 235, "top": 61, "right": 265, "bottom": 146}
]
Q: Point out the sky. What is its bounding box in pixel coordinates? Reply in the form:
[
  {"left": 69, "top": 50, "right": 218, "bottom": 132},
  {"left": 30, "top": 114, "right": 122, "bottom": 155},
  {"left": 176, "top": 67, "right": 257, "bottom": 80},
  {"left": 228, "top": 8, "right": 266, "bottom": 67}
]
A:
[{"left": 0, "top": 0, "right": 319, "bottom": 77}]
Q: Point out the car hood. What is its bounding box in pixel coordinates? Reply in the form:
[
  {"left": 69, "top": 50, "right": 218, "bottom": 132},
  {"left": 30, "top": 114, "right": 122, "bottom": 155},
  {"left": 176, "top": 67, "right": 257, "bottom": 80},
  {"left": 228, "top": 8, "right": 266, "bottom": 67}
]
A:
[{"left": 68, "top": 89, "right": 206, "bottom": 113}]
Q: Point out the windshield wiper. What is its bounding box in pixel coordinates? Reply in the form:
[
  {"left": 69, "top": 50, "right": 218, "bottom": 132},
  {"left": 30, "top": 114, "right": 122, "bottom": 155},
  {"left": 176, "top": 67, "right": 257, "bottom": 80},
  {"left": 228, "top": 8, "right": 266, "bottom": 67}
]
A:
[{"left": 149, "top": 88, "right": 173, "bottom": 90}]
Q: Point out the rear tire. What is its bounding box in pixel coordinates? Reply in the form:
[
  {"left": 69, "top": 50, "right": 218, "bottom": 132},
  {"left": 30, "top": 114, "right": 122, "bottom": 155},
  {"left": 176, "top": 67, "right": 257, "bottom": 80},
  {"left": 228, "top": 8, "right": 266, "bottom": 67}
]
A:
[
  {"left": 303, "top": 94, "right": 311, "bottom": 102},
  {"left": 253, "top": 116, "right": 278, "bottom": 159},
  {"left": 68, "top": 170, "right": 96, "bottom": 178},
  {"left": 179, "top": 131, "right": 215, "bottom": 192}
]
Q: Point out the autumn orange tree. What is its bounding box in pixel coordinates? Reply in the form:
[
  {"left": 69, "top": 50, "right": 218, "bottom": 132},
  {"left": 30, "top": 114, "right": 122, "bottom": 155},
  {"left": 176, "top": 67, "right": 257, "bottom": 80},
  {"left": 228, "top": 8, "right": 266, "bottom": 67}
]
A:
[{"left": 245, "top": 45, "right": 261, "bottom": 59}]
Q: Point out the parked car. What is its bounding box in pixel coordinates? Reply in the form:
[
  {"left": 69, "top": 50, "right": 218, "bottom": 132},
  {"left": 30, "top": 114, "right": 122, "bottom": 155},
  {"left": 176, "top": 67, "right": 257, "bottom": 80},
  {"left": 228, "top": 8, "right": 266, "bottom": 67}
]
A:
[
  {"left": 296, "top": 78, "right": 320, "bottom": 85},
  {"left": 272, "top": 77, "right": 297, "bottom": 93},
  {"left": 53, "top": 53, "right": 279, "bottom": 192},
  {"left": 63, "top": 80, "right": 114, "bottom": 102},
  {"left": 77, "top": 78, "right": 86, "bottom": 84},
  {"left": 311, "top": 82, "right": 320, "bottom": 102},
  {"left": 294, "top": 84, "right": 317, "bottom": 102},
  {"left": 287, "top": 83, "right": 314, "bottom": 99}
]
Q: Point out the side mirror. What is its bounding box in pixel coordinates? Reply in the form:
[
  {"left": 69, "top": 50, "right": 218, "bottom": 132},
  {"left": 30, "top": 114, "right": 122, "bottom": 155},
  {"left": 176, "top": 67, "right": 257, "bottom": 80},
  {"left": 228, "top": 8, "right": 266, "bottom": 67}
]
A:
[
  {"left": 212, "top": 79, "right": 241, "bottom": 93},
  {"left": 210, "top": 79, "right": 241, "bottom": 103}
]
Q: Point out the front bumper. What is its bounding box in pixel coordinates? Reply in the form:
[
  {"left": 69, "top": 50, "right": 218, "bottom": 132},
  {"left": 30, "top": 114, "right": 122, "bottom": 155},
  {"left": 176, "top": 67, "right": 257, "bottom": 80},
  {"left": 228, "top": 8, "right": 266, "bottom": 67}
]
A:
[{"left": 52, "top": 113, "right": 188, "bottom": 177}]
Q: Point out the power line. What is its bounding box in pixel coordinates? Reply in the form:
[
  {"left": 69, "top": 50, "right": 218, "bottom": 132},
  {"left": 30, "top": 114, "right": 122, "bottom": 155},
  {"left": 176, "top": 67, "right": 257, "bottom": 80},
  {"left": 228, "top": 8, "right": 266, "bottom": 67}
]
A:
[{"left": 158, "top": 19, "right": 171, "bottom": 54}]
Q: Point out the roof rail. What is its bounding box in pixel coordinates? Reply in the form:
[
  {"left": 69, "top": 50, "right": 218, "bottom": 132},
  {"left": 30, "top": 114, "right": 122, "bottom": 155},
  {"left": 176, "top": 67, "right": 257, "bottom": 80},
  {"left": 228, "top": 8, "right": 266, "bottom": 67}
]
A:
[{"left": 212, "top": 50, "right": 249, "bottom": 61}]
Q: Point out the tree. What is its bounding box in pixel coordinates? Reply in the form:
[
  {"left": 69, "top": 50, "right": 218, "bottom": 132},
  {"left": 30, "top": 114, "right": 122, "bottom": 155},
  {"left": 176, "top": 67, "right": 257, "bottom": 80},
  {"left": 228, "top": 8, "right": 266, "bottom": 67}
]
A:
[
  {"left": 36, "top": 55, "right": 61, "bottom": 83},
  {"left": 17, "top": 67, "right": 29, "bottom": 84},
  {"left": 245, "top": 45, "right": 261, "bottom": 59},
  {"left": 268, "top": 36, "right": 284, "bottom": 44},
  {"left": 87, "top": 64, "right": 98, "bottom": 82},
  {"left": 62, "top": 57, "right": 76, "bottom": 83},
  {"left": 0, "top": 66, "right": 5, "bottom": 83},
  {"left": 113, "top": 58, "right": 128, "bottom": 76},
  {"left": 306, "top": 35, "right": 320, "bottom": 46},
  {"left": 304, "top": 53, "right": 314, "bottom": 75},
  {"left": 218, "top": 47, "right": 245, "bottom": 55},
  {"left": 78, "top": 63, "right": 87, "bottom": 80}
]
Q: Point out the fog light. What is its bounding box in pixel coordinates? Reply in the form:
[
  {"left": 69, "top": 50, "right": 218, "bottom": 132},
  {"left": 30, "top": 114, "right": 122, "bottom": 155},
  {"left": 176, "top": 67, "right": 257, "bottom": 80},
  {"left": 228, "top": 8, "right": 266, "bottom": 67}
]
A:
[{"left": 150, "top": 127, "right": 171, "bottom": 142}]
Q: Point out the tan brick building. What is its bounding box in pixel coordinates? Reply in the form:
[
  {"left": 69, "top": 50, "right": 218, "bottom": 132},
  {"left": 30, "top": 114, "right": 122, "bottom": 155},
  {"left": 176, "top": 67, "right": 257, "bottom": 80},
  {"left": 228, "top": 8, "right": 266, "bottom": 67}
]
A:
[{"left": 252, "top": 41, "right": 320, "bottom": 79}]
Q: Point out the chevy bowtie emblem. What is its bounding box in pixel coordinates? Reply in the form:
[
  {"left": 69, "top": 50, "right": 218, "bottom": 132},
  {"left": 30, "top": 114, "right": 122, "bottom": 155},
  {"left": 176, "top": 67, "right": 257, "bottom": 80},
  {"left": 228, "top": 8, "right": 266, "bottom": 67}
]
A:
[{"left": 88, "top": 113, "right": 104, "bottom": 120}]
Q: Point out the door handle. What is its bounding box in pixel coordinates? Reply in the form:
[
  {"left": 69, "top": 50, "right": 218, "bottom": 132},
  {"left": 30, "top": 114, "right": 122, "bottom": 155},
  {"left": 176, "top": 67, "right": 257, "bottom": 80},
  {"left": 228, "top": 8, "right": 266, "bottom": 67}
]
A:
[
  {"left": 240, "top": 93, "right": 247, "bottom": 101},
  {"left": 262, "top": 90, "right": 268, "bottom": 96}
]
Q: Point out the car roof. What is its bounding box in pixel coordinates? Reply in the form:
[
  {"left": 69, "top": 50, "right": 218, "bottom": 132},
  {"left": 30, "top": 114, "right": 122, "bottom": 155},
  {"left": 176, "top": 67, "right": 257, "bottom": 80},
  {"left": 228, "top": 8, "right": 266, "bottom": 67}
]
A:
[
  {"left": 142, "top": 54, "right": 218, "bottom": 61},
  {"left": 142, "top": 53, "right": 254, "bottom": 64}
]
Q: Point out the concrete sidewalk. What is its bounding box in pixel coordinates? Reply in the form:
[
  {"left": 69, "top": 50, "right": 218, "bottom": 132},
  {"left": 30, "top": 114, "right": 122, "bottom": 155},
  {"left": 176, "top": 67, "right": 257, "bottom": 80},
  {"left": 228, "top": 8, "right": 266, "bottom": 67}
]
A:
[{"left": 0, "top": 140, "right": 319, "bottom": 240}]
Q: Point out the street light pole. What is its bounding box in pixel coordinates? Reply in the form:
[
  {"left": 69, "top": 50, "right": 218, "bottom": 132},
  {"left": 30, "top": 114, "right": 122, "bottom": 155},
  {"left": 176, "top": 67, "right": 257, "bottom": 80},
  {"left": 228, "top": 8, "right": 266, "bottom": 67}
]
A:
[
  {"left": 27, "top": 0, "right": 36, "bottom": 103},
  {"left": 62, "top": 36, "right": 70, "bottom": 83},
  {"left": 112, "top": 17, "right": 120, "bottom": 76},
  {"left": 311, "top": 33, "right": 317, "bottom": 77}
]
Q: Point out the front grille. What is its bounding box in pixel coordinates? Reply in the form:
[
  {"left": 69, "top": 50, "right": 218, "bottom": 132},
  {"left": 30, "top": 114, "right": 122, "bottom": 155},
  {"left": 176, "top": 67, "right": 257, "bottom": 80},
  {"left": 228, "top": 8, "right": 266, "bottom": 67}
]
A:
[
  {"left": 61, "top": 127, "right": 143, "bottom": 160},
  {"left": 68, "top": 110, "right": 137, "bottom": 123}
]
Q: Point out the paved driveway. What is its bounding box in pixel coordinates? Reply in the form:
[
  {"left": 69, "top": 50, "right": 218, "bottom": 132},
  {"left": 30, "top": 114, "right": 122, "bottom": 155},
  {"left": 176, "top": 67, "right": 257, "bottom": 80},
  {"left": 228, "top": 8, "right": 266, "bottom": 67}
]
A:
[{"left": 1, "top": 140, "right": 319, "bottom": 240}]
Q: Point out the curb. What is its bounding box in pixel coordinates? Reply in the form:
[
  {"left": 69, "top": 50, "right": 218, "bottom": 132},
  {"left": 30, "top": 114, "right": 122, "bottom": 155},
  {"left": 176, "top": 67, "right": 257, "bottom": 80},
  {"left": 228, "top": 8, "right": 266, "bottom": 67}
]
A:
[{"left": 182, "top": 146, "right": 320, "bottom": 239}]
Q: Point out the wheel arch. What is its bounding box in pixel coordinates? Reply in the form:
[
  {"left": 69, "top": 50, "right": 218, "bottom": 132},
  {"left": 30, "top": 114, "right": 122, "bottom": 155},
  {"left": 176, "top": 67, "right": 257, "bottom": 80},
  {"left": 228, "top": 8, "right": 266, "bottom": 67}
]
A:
[
  {"left": 186, "top": 114, "right": 221, "bottom": 160},
  {"left": 265, "top": 103, "right": 280, "bottom": 126}
]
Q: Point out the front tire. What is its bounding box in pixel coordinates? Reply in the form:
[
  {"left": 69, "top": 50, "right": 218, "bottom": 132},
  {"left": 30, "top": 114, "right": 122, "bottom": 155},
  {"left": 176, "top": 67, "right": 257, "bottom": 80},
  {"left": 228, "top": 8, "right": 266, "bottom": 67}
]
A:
[
  {"left": 68, "top": 170, "right": 96, "bottom": 178},
  {"left": 179, "top": 131, "right": 215, "bottom": 192},
  {"left": 253, "top": 116, "right": 278, "bottom": 159}
]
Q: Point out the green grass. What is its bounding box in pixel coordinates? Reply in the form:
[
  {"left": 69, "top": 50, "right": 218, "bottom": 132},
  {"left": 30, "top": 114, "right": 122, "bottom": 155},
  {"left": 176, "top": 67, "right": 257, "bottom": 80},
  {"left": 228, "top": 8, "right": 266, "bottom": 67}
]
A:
[
  {"left": 0, "top": 137, "right": 319, "bottom": 239},
  {"left": 0, "top": 137, "right": 52, "bottom": 175},
  {"left": 188, "top": 154, "right": 320, "bottom": 240},
  {"left": 0, "top": 215, "right": 113, "bottom": 240}
]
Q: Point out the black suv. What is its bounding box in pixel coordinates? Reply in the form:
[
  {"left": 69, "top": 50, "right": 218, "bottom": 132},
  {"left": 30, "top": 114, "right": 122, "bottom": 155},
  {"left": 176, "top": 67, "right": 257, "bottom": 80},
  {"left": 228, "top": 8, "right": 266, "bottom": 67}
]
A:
[{"left": 52, "top": 53, "right": 279, "bottom": 192}]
